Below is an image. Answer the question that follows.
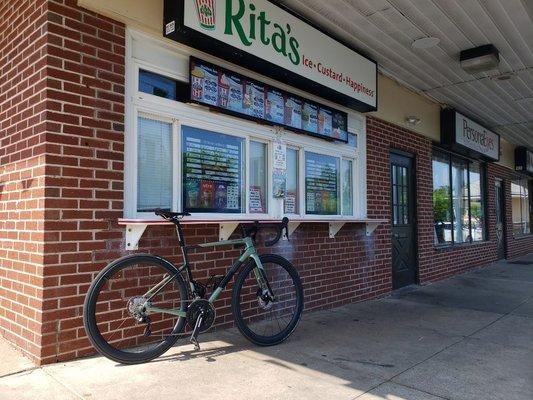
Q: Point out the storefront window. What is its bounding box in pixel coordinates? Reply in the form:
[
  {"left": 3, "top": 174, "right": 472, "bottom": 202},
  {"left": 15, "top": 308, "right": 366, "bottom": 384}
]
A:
[
  {"left": 433, "top": 151, "right": 452, "bottom": 244},
  {"left": 342, "top": 159, "right": 353, "bottom": 216},
  {"left": 305, "top": 152, "right": 340, "bottom": 215},
  {"left": 249, "top": 141, "right": 267, "bottom": 214},
  {"left": 452, "top": 158, "right": 469, "bottom": 243},
  {"left": 182, "top": 126, "right": 245, "bottom": 213},
  {"left": 284, "top": 148, "right": 298, "bottom": 214},
  {"left": 469, "top": 162, "right": 485, "bottom": 241},
  {"left": 511, "top": 179, "right": 531, "bottom": 236},
  {"left": 432, "top": 150, "right": 486, "bottom": 245},
  {"left": 139, "top": 70, "right": 178, "bottom": 100},
  {"left": 137, "top": 116, "right": 172, "bottom": 212}
]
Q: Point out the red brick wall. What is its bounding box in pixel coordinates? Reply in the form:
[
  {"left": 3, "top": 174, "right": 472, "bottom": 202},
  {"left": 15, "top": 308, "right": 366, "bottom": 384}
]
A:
[
  {"left": 367, "top": 116, "right": 532, "bottom": 285},
  {"left": 38, "top": 0, "right": 126, "bottom": 364},
  {"left": 0, "top": 0, "right": 49, "bottom": 363}
]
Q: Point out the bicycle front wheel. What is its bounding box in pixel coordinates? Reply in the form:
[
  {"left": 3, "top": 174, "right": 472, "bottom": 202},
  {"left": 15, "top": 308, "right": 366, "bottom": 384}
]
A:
[
  {"left": 83, "top": 254, "right": 188, "bottom": 364},
  {"left": 232, "top": 254, "right": 303, "bottom": 346}
]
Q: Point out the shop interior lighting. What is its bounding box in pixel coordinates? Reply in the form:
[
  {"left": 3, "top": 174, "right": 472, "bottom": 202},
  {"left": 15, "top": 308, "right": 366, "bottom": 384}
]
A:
[{"left": 460, "top": 44, "right": 500, "bottom": 74}]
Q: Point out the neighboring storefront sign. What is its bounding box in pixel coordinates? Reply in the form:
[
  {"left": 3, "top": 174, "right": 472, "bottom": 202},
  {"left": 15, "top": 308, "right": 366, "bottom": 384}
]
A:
[
  {"left": 441, "top": 109, "right": 500, "bottom": 162},
  {"left": 164, "top": 0, "right": 377, "bottom": 112},
  {"left": 190, "top": 57, "right": 349, "bottom": 142},
  {"left": 515, "top": 147, "right": 533, "bottom": 175}
]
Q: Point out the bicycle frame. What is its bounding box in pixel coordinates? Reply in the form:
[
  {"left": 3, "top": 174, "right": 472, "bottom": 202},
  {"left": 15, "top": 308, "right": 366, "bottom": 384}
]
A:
[{"left": 143, "top": 235, "right": 267, "bottom": 319}]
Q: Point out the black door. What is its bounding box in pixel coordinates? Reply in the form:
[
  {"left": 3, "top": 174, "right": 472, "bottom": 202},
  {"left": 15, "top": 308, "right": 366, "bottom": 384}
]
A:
[
  {"left": 495, "top": 180, "right": 506, "bottom": 259},
  {"left": 390, "top": 152, "right": 417, "bottom": 289}
]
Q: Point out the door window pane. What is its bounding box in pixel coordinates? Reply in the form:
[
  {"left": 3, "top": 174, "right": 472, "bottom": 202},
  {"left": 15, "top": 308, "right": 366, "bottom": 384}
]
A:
[
  {"left": 137, "top": 117, "right": 172, "bottom": 212},
  {"left": 182, "top": 126, "right": 244, "bottom": 213},
  {"left": 342, "top": 159, "right": 353, "bottom": 216},
  {"left": 469, "top": 163, "right": 485, "bottom": 241},
  {"left": 452, "top": 158, "right": 470, "bottom": 243},
  {"left": 284, "top": 148, "right": 298, "bottom": 214},
  {"left": 432, "top": 152, "right": 452, "bottom": 244},
  {"left": 249, "top": 141, "right": 267, "bottom": 214},
  {"left": 305, "top": 152, "right": 340, "bottom": 215}
]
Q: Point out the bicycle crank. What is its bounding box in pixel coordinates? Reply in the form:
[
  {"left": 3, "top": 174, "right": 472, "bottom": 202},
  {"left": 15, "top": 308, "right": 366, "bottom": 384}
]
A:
[{"left": 186, "top": 299, "right": 216, "bottom": 351}]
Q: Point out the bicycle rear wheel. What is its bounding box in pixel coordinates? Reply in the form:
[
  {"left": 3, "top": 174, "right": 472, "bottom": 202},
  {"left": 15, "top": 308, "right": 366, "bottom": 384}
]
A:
[
  {"left": 232, "top": 254, "right": 303, "bottom": 346},
  {"left": 83, "top": 254, "right": 188, "bottom": 364}
]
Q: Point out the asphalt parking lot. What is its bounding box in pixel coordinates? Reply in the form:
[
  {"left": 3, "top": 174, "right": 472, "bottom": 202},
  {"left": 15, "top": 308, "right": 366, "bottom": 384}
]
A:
[{"left": 1, "top": 253, "right": 532, "bottom": 400}]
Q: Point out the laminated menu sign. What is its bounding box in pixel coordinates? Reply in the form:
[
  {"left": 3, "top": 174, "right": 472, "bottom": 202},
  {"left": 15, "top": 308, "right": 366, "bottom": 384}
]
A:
[
  {"left": 285, "top": 96, "right": 302, "bottom": 129},
  {"left": 244, "top": 82, "right": 265, "bottom": 119},
  {"left": 333, "top": 112, "right": 348, "bottom": 142},
  {"left": 189, "top": 57, "right": 348, "bottom": 143},
  {"left": 249, "top": 185, "right": 264, "bottom": 213},
  {"left": 305, "top": 152, "right": 338, "bottom": 215},
  {"left": 272, "top": 141, "right": 287, "bottom": 198},
  {"left": 226, "top": 74, "right": 244, "bottom": 113},
  {"left": 302, "top": 102, "right": 318, "bottom": 133},
  {"left": 266, "top": 89, "right": 285, "bottom": 125},
  {"left": 284, "top": 192, "right": 296, "bottom": 214},
  {"left": 318, "top": 108, "right": 333, "bottom": 137},
  {"left": 190, "top": 62, "right": 218, "bottom": 106},
  {"left": 183, "top": 126, "right": 242, "bottom": 213}
]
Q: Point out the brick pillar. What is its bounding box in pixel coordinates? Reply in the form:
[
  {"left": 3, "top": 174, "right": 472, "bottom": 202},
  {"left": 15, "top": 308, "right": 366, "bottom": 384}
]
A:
[
  {"left": 0, "top": 0, "right": 49, "bottom": 364},
  {"left": 40, "top": 0, "right": 125, "bottom": 363}
]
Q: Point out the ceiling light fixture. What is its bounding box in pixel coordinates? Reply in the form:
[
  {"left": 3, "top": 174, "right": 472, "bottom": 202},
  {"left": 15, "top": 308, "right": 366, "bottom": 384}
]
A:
[
  {"left": 411, "top": 37, "right": 440, "bottom": 50},
  {"left": 460, "top": 44, "right": 500, "bottom": 74}
]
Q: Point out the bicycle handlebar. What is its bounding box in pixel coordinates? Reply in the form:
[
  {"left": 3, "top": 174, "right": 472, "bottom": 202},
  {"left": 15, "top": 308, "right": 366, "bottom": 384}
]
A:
[{"left": 242, "top": 217, "right": 289, "bottom": 247}]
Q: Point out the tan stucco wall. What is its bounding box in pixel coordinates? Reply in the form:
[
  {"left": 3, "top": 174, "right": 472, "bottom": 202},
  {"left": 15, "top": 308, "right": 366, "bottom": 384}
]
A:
[{"left": 370, "top": 74, "right": 441, "bottom": 141}]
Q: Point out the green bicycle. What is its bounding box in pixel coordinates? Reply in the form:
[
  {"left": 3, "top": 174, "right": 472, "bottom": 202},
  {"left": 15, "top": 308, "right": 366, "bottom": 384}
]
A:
[{"left": 83, "top": 210, "right": 304, "bottom": 364}]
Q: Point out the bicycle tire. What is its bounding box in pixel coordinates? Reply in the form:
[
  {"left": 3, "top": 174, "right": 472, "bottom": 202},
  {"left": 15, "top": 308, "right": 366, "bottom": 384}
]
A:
[
  {"left": 83, "top": 254, "right": 188, "bottom": 364},
  {"left": 232, "top": 254, "right": 303, "bottom": 346}
]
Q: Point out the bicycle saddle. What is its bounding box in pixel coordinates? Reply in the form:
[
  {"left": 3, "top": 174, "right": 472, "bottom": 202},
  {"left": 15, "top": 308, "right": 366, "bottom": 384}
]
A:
[{"left": 155, "top": 209, "right": 191, "bottom": 219}]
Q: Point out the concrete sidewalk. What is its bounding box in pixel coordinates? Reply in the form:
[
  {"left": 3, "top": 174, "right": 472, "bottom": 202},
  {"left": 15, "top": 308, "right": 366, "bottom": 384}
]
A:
[{"left": 1, "top": 254, "right": 532, "bottom": 400}]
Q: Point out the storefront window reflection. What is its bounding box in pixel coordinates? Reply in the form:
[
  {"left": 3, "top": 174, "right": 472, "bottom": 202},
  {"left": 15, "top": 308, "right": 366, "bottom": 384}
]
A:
[
  {"left": 182, "top": 126, "right": 245, "bottom": 213},
  {"left": 137, "top": 116, "right": 172, "bottom": 212},
  {"left": 284, "top": 148, "right": 298, "bottom": 214},
  {"left": 249, "top": 141, "right": 267, "bottom": 214},
  {"left": 432, "top": 150, "right": 487, "bottom": 245},
  {"left": 305, "top": 152, "right": 340, "bottom": 215},
  {"left": 342, "top": 159, "right": 353, "bottom": 216},
  {"left": 469, "top": 163, "right": 485, "bottom": 241},
  {"left": 452, "top": 158, "right": 469, "bottom": 243},
  {"left": 512, "top": 179, "right": 531, "bottom": 236}
]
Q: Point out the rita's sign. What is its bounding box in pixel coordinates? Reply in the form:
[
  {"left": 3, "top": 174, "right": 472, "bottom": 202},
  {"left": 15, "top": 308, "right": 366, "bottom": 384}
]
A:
[
  {"left": 163, "top": 0, "right": 377, "bottom": 113},
  {"left": 515, "top": 147, "right": 533, "bottom": 176},
  {"left": 441, "top": 109, "right": 500, "bottom": 162}
]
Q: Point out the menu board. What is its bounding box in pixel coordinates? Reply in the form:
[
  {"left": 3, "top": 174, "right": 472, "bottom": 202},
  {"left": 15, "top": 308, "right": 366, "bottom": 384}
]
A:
[
  {"left": 305, "top": 152, "right": 339, "bottom": 215},
  {"left": 182, "top": 126, "right": 243, "bottom": 213},
  {"left": 190, "top": 57, "right": 348, "bottom": 143}
]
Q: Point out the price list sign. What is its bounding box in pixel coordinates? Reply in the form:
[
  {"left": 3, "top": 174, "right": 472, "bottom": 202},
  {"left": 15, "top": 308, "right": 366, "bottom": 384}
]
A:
[
  {"left": 190, "top": 57, "right": 348, "bottom": 143},
  {"left": 182, "top": 126, "right": 244, "bottom": 213},
  {"left": 305, "top": 152, "right": 339, "bottom": 215}
]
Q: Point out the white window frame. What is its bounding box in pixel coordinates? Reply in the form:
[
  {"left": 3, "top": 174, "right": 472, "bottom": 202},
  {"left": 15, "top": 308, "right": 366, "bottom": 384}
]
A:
[{"left": 124, "top": 28, "right": 367, "bottom": 221}]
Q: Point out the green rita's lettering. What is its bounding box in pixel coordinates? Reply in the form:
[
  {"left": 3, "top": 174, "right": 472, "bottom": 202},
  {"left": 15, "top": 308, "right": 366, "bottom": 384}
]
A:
[{"left": 223, "top": 0, "right": 301, "bottom": 66}]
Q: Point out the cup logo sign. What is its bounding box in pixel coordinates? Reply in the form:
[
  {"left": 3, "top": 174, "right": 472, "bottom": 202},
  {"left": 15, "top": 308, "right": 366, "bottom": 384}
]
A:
[{"left": 195, "top": 0, "right": 216, "bottom": 30}]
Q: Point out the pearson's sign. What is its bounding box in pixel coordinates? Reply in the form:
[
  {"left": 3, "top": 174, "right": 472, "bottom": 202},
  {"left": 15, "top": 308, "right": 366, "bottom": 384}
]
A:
[
  {"left": 163, "top": 0, "right": 377, "bottom": 112},
  {"left": 441, "top": 109, "right": 500, "bottom": 162}
]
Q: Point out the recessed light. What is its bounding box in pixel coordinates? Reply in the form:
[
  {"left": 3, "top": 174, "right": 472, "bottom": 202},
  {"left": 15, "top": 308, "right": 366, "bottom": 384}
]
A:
[
  {"left": 411, "top": 37, "right": 440, "bottom": 50},
  {"left": 489, "top": 73, "right": 514, "bottom": 81}
]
